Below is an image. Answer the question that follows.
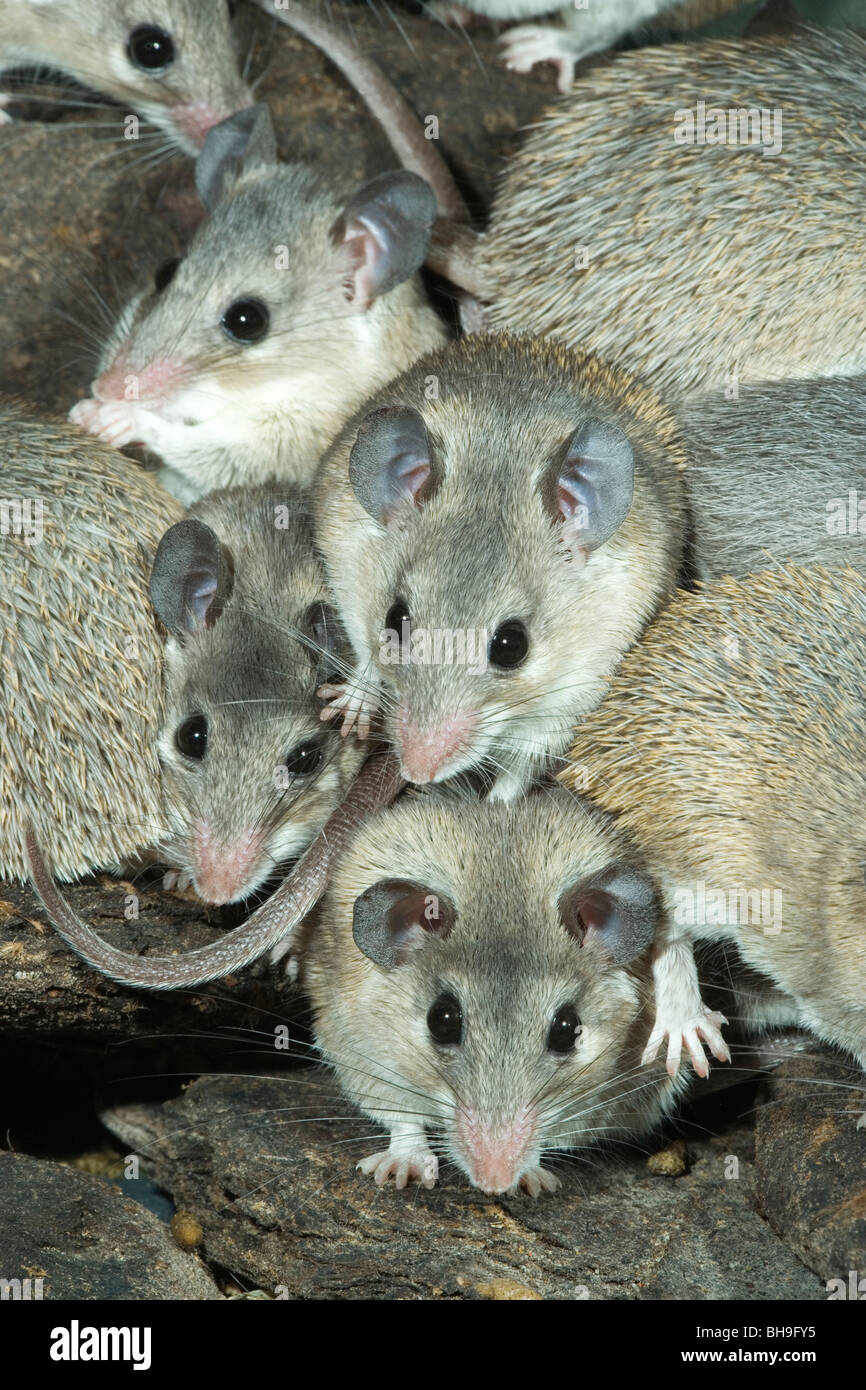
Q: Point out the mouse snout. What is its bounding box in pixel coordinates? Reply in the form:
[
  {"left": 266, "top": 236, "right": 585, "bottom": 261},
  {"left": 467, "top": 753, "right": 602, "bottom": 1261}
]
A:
[
  {"left": 191, "top": 824, "right": 266, "bottom": 906},
  {"left": 171, "top": 101, "right": 241, "bottom": 149},
  {"left": 94, "top": 357, "right": 186, "bottom": 407},
  {"left": 395, "top": 709, "right": 478, "bottom": 785},
  {"left": 455, "top": 1108, "right": 538, "bottom": 1194}
]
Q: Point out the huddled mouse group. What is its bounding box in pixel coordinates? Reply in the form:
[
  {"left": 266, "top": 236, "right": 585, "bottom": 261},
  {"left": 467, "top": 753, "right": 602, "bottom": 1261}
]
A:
[{"left": 2, "top": 0, "right": 864, "bottom": 1199}]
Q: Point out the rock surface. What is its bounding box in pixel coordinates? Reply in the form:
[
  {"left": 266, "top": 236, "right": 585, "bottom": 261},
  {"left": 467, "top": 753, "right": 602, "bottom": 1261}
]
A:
[{"left": 0, "top": 1151, "right": 222, "bottom": 1300}]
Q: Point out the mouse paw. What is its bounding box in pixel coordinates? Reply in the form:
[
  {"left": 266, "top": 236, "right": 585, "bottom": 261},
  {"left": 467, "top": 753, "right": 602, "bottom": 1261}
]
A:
[
  {"left": 162, "top": 868, "right": 193, "bottom": 893},
  {"left": 318, "top": 680, "right": 378, "bottom": 741},
  {"left": 500, "top": 26, "right": 577, "bottom": 93},
  {"left": 0, "top": 94, "right": 13, "bottom": 124},
  {"left": 642, "top": 1008, "right": 730, "bottom": 1080},
  {"left": 69, "top": 399, "right": 144, "bottom": 450},
  {"left": 357, "top": 1146, "right": 439, "bottom": 1190},
  {"left": 509, "top": 1165, "right": 561, "bottom": 1198}
]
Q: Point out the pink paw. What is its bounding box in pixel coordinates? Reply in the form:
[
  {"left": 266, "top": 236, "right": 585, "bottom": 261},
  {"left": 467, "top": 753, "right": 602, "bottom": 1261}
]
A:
[
  {"left": 500, "top": 26, "right": 577, "bottom": 93},
  {"left": 642, "top": 1009, "right": 730, "bottom": 1079},
  {"left": 69, "top": 398, "right": 143, "bottom": 449},
  {"left": 357, "top": 1147, "right": 439, "bottom": 1190},
  {"left": 318, "top": 680, "right": 378, "bottom": 741}
]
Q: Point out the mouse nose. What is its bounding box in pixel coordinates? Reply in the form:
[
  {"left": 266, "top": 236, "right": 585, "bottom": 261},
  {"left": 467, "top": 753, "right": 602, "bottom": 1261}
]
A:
[
  {"left": 172, "top": 101, "right": 241, "bottom": 149},
  {"left": 456, "top": 1109, "right": 537, "bottom": 1194},
  {"left": 395, "top": 709, "right": 477, "bottom": 784},
  {"left": 94, "top": 357, "right": 186, "bottom": 405},
  {"left": 192, "top": 825, "right": 265, "bottom": 905}
]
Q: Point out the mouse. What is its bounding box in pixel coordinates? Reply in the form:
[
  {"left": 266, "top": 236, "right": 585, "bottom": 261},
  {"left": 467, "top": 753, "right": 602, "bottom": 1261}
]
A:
[
  {"left": 313, "top": 335, "right": 866, "bottom": 801},
  {"left": 297, "top": 782, "right": 687, "bottom": 1196},
  {"left": 313, "top": 330, "right": 688, "bottom": 801},
  {"left": 68, "top": 103, "right": 448, "bottom": 503},
  {"left": 563, "top": 561, "right": 866, "bottom": 1081},
  {"left": 0, "top": 0, "right": 253, "bottom": 153},
  {"left": 151, "top": 483, "right": 367, "bottom": 904}
]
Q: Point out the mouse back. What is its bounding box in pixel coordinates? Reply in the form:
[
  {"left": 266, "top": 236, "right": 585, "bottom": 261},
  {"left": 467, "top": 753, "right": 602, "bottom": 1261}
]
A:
[{"left": 0, "top": 401, "right": 183, "bottom": 880}]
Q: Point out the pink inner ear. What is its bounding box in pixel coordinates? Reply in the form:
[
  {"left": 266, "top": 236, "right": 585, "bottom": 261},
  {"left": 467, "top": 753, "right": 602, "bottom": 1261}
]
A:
[
  {"left": 575, "top": 889, "right": 613, "bottom": 944},
  {"left": 341, "top": 219, "right": 383, "bottom": 311},
  {"left": 398, "top": 460, "right": 431, "bottom": 505}
]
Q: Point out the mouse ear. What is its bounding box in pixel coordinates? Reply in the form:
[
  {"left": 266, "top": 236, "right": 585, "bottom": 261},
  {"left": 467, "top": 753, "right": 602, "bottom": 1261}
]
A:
[
  {"left": 348, "top": 405, "right": 436, "bottom": 525},
  {"left": 352, "top": 879, "right": 454, "bottom": 970},
  {"left": 559, "top": 863, "right": 656, "bottom": 965},
  {"left": 303, "top": 600, "right": 350, "bottom": 682},
  {"left": 331, "top": 171, "right": 437, "bottom": 312},
  {"left": 149, "top": 519, "right": 234, "bottom": 640},
  {"left": 543, "top": 420, "right": 635, "bottom": 560},
  {"left": 195, "top": 104, "right": 277, "bottom": 210}
]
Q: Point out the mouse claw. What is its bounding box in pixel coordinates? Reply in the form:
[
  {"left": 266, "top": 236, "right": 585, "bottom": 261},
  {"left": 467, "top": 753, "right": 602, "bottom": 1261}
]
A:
[
  {"left": 317, "top": 680, "right": 379, "bottom": 741},
  {"left": 162, "top": 868, "right": 193, "bottom": 893},
  {"left": 69, "top": 399, "right": 144, "bottom": 450},
  {"left": 642, "top": 1010, "right": 730, "bottom": 1079},
  {"left": 357, "top": 1147, "right": 439, "bottom": 1191},
  {"left": 500, "top": 26, "right": 578, "bottom": 93},
  {"left": 509, "top": 1165, "right": 561, "bottom": 1199}
]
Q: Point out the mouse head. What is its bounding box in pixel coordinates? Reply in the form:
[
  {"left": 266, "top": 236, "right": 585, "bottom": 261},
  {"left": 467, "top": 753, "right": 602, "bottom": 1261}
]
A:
[
  {"left": 149, "top": 487, "right": 364, "bottom": 904},
  {"left": 302, "top": 787, "right": 681, "bottom": 1196},
  {"left": 39, "top": 0, "right": 253, "bottom": 152},
  {"left": 78, "top": 105, "right": 442, "bottom": 493},
  {"left": 325, "top": 334, "right": 687, "bottom": 794}
]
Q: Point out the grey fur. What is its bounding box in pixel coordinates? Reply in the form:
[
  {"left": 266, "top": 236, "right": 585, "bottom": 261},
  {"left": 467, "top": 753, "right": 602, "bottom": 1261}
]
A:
[{"left": 680, "top": 375, "right": 866, "bottom": 579}]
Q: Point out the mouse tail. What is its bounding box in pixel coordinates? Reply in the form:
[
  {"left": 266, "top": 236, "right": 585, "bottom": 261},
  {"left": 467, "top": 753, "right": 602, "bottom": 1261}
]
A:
[
  {"left": 428, "top": 216, "right": 488, "bottom": 303},
  {"left": 262, "top": 2, "right": 469, "bottom": 226},
  {"left": 25, "top": 752, "right": 405, "bottom": 991}
]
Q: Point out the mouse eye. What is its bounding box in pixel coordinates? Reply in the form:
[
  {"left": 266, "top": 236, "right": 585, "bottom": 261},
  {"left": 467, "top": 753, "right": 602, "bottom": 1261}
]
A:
[
  {"left": 284, "top": 738, "right": 324, "bottom": 779},
  {"left": 154, "top": 258, "right": 180, "bottom": 293},
  {"left": 386, "top": 598, "right": 411, "bottom": 639},
  {"left": 546, "top": 1004, "right": 581, "bottom": 1054},
  {"left": 127, "top": 25, "right": 176, "bottom": 72},
  {"left": 488, "top": 619, "right": 528, "bottom": 670},
  {"left": 221, "top": 298, "right": 270, "bottom": 345},
  {"left": 427, "top": 992, "right": 463, "bottom": 1046},
  {"left": 175, "top": 715, "right": 208, "bottom": 760}
]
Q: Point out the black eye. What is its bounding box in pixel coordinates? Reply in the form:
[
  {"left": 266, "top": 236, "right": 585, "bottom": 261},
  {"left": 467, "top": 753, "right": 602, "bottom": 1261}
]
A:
[
  {"left": 175, "top": 715, "right": 208, "bottom": 760},
  {"left": 220, "top": 298, "right": 270, "bottom": 345},
  {"left": 284, "top": 739, "right": 324, "bottom": 778},
  {"left": 386, "top": 598, "right": 411, "bottom": 638},
  {"left": 127, "top": 25, "right": 176, "bottom": 71},
  {"left": 154, "top": 257, "right": 180, "bottom": 293},
  {"left": 488, "top": 620, "right": 528, "bottom": 670},
  {"left": 427, "top": 992, "right": 463, "bottom": 1046},
  {"left": 546, "top": 1004, "right": 581, "bottom": 1054}
]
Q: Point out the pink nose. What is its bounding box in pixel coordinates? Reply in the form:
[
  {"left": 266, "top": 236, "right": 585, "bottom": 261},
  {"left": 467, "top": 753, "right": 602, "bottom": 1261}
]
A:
[
  {"left": 396, "top": 710, "right": 477, "bottom": 784},
  {"left": 456, "top": 1110, "right": 536, "bottom": 1195},
  {"left": 94, "top": 357, "right": 186, "bottom": 405},
  {"left": 173, "top": 101, "right": 235, "bottom": 148},
  {"left": 192, "top": 826, "right": 264, "bottom": 905}
]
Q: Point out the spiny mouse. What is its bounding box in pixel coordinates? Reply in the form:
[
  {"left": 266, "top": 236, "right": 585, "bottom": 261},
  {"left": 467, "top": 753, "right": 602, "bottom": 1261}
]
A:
[{"left": 69, "top": 103, "right": 448, "bottom": 502}]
